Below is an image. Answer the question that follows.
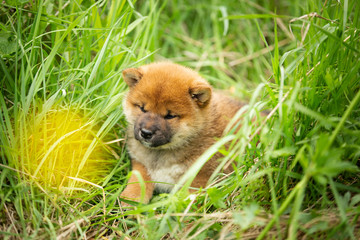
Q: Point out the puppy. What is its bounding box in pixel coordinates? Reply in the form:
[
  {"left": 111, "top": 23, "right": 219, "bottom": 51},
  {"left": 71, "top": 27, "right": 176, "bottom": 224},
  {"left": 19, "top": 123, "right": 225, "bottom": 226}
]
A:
[{"left": 120, "top": 62, "right": 242, "bottom": 204}]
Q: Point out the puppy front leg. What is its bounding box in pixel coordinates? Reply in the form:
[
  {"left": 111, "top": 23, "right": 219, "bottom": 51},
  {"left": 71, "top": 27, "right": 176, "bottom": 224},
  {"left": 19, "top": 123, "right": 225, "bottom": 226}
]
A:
[{"left": 120, "top": 160, "right": 154, "bottom": 206}]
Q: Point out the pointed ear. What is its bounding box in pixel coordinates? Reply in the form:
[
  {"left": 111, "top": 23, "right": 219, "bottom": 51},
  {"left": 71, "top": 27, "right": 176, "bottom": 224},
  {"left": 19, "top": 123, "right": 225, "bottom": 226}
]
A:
[
  {"left": 122, "top": 68, "right": 143, "bottom": 87},
  {"left": 189, "top": 82, "right": 212, "bottom": 108}
]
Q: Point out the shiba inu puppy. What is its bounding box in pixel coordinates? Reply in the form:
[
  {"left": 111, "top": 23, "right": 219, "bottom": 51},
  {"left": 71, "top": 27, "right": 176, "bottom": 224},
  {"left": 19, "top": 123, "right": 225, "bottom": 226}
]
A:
[{"left": 120, "top": 62, "right": 242, "bottom": 204}]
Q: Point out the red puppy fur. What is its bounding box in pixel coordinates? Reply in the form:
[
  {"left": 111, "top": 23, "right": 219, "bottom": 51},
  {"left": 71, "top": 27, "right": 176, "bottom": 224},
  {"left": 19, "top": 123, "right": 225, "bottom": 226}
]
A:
[{"left": 121, "top": 62, "right": 243, "bottom": 204}]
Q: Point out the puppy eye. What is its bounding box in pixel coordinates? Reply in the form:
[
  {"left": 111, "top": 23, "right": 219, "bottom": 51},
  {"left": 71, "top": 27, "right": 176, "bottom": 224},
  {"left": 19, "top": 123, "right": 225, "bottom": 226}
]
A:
[
  {"left": 164, "top": 113, "right": 177, "bottom": 120},
  {"left": 135, "top": 104, "right": 147, "bottom": 113}
]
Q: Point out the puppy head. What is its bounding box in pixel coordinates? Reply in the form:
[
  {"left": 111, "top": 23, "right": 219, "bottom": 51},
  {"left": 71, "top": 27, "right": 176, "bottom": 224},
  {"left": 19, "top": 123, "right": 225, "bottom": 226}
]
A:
[{"left": 122, "top": 62, "right": 212, "bottom": 149}]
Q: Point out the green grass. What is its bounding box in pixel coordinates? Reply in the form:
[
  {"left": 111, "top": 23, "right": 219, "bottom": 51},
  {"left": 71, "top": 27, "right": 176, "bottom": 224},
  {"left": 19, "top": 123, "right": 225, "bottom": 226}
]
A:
[{"left": 1, "top": 0, "right": 360, "bottom": 239}]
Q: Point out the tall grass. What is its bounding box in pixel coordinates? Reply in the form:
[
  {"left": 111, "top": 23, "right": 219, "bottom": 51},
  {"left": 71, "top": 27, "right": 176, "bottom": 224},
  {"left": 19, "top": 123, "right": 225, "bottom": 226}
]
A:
[{"left": 1, "top": 0, "right": 359, "bottom": 239}]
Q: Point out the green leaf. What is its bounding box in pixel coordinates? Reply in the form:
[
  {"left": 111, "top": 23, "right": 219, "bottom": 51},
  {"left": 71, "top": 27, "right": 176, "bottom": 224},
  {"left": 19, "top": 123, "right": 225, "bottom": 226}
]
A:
[
  {"left": 350, "top": 194, "right": 360, "bottom": 207},
  {"left": 307, "top": 221, "right": 329, "bottom": 235},
  {"left": 5, "top": 0, "right": 29, "bottom": 6},
  {"left": 233, "top": 203, "right": 261, "bottom": 229},
  {"left": 271, "top": 147, "right": 297, "bottom": 158},
  {"left": 207, "top": 187, "right": 227, "bottom": 209},
  {"left": 0, "top": 32, "right": 17, "bottom": 56}
]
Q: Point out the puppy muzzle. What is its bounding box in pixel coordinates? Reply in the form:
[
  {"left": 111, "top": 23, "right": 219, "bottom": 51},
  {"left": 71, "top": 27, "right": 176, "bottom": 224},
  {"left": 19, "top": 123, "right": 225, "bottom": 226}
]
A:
[{"left": 134, "top": 113, "right": 172, "bottom": 148}]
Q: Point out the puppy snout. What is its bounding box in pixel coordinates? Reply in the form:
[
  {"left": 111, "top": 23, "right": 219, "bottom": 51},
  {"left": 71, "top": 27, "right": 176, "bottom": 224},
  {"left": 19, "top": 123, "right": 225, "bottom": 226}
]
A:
[
  {"left": 134, "top": 113, "right": 172, "bottom": 147},
  {"left": 140, "top": 128, "right": 154, "bottom": 140}
]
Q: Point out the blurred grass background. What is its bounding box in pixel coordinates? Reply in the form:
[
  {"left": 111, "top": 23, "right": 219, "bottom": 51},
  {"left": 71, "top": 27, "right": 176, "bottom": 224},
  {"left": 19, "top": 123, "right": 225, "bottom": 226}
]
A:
[{"left": 0, "top": 0, "right": 359, "bottom": 239}]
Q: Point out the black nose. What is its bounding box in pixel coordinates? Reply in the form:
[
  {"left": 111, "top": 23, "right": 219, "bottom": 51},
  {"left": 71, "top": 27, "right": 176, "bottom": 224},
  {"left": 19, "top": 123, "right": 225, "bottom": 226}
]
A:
[{"left": 140, "top": 128, "right": 154, "bottom": 140}]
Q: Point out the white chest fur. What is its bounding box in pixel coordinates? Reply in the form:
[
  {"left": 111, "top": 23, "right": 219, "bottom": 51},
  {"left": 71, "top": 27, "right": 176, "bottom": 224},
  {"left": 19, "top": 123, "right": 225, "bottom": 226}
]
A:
[
  {"left": 150, "top": 163, "right": 187, "bottom": 192},
  {"left": 128, "top": 139, "right": 189, "bottom": 193}
]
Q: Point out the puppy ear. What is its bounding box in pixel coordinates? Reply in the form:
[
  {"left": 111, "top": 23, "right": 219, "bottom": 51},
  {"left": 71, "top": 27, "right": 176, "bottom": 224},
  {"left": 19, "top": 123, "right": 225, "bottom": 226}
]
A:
[
  {"left": 123, "top": 68, "right": 143, "bottom": 87},
  {"left": 189, "top": 83, "right": 212, "bottom": 107}
]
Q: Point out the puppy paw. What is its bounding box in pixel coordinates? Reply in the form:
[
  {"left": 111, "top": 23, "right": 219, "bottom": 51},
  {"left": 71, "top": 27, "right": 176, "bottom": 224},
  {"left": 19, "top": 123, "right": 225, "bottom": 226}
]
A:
[{"left": 120, "top": 187, "right": 144, "bottom": 211}]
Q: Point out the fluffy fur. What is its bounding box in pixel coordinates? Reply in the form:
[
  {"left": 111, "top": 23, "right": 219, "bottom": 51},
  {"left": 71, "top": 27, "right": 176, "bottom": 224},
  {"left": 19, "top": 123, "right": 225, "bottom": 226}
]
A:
[{"left": 120, "top": 62, "right": 243, "bottom": 204}]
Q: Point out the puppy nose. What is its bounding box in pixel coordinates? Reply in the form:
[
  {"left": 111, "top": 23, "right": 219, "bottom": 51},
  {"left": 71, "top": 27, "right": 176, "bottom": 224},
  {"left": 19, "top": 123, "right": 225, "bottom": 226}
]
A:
[{"left": 140, "top": 128, "right": 153, "bottom": 140}]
